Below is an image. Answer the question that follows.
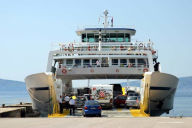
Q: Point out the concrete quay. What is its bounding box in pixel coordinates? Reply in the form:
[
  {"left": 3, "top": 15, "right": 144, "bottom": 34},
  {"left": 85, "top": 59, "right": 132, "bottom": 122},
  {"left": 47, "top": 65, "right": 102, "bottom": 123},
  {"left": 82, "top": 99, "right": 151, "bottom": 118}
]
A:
[
  {"left": 0, "top": 107, "right": 25, "bottom": 117},
  {"left": 0, "top": 117, "right": 191, "bottom": 128},
  {"left": 0, "top": 103, "right": 39, "bottom": 117}
]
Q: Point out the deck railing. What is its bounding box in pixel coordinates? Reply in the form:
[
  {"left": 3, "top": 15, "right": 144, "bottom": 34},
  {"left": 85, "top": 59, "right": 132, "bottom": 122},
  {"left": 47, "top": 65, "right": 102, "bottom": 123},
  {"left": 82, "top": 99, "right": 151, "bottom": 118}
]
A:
[
  {"left": 51, "top": 42, "right": 155, "bottom": 52},
  {"left": 57, "top": 63, "right": 149, "bottom": 69}
]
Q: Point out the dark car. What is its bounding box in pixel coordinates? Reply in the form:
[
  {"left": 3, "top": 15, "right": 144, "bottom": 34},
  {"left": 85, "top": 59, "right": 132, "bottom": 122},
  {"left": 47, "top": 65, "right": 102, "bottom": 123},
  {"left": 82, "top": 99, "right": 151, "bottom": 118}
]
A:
[
  {"left": 75, "top": 96, "right": 86, "bottom": 109},
  {"left": 113, "top": 95, "right": 127, "bottom": 107},
  {"left": 82, "top": 100, "right": 102, "bottom": 117}
]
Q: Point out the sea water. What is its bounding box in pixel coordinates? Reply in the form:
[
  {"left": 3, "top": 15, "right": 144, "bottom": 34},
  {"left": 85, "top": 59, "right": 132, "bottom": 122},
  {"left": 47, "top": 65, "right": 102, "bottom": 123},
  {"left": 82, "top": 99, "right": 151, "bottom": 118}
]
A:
[
  {"left": 163, "top": 96, "right": 192, "bottom": 117},
  {"left": 0, "top": 84, "right": 30, "bottom": 105}
]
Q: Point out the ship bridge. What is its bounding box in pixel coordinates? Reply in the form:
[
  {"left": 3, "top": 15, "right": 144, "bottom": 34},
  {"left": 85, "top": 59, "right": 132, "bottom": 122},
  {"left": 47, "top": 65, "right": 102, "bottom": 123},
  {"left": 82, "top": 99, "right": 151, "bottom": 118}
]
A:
[{"left": 76, "top": 27, "right": 136, "bottom": 43}]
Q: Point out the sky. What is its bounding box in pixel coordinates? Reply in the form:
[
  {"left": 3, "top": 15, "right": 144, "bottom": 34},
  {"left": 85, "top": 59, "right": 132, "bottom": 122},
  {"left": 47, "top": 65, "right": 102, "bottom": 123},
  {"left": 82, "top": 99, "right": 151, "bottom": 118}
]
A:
[{"left": 0, "top": 0, "right": 192, "bottom": 82}]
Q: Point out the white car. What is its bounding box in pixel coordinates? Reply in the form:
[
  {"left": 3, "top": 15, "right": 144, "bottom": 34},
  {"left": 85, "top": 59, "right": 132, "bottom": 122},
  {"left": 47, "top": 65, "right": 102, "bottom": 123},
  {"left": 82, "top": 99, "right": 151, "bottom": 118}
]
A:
[{"left": 125, "top": 96, "right": 140, "bottom": 108}]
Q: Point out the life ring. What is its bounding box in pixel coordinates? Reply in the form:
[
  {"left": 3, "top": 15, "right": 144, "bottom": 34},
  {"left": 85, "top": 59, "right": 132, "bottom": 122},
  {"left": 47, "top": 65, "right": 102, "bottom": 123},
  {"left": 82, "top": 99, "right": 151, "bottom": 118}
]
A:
[
  {"left": 116, "top": 69, "right": 119, "bottom": 72},
  {"left": 139, "top": 43, "right": 143, "bottom": 47},
  {"left": 143, "top": 68, "right": 148, "bottom": 72},
  {"left": 90, "top": 69, "right": 94, "bottom": 73},
  {"left": 62, "top": 68, "right": 67, "bottom": 74}
]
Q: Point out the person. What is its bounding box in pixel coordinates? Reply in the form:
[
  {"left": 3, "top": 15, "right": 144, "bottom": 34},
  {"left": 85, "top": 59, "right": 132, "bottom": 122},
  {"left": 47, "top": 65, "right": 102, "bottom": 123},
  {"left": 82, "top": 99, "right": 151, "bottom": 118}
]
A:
[
  {"left": 153, "top": 58, "right": 157, "bottom": 64},
  {"left": 64, "top": 95, "right": 70, "bottom": 109},
  {"left": 69, "top": 97, "right": 76, "bottom": 115},
  {"left": 154, "top": 62, "right": 160, "bottom": 71},
  {"left": 96, "top": 60, "right": 100, "bottom": 67},
  {"left": 120, "top": 45, "right": 124, "bottom": 51},
  {"left": 59, "top": 95, "right": 63, "bottom": 114}
]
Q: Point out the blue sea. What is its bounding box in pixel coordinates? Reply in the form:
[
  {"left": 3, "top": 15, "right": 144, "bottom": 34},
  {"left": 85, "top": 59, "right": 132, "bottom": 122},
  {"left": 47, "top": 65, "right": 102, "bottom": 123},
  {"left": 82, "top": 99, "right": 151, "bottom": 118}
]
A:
[
  {"left": 0, "top": 83, "right": 30, "bottom": 105},
  {"left": 163, "top": 96, "right": 192, "bottom": 117},
  {"left": 0, "top": 77, "right": 192, "bottom": 117}
]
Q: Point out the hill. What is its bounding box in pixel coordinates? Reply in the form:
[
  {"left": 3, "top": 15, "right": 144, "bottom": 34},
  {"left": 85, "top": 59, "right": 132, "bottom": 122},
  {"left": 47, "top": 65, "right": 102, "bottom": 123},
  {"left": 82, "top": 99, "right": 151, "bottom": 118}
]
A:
[{"left": 0, "top": 79, "right": 26, "bottom": 91}]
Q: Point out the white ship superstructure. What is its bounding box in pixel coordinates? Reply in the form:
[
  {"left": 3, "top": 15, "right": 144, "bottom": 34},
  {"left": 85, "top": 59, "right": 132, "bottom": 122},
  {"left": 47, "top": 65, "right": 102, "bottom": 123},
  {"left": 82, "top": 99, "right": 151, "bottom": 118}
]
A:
[{"left": 25, "top": 10, "right": 178, "bottom": 116}]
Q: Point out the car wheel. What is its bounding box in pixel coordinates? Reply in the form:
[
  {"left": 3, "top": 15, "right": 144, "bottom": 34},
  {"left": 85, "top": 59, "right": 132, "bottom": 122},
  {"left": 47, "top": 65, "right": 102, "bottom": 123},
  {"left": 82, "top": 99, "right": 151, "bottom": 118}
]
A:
[{"left": 98, "top": 114, "right": 101, "bottom": 117}]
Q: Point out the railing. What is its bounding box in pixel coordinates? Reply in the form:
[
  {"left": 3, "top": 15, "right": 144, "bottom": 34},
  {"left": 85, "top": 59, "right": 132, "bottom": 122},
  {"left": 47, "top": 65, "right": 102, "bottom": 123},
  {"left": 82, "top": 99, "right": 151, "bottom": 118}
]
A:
[
  {"left": 51, "top": 42, "right": 155, "bottom": 52},
  {"left": 57, "top": 63, "right": 149, "bottom": 69}
]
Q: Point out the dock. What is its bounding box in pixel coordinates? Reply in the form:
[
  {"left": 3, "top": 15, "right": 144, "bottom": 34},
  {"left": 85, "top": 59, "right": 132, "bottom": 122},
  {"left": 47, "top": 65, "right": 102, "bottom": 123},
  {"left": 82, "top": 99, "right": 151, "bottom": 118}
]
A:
[{"left": 0, "top": 103, "right": 39, "bottom": 117}]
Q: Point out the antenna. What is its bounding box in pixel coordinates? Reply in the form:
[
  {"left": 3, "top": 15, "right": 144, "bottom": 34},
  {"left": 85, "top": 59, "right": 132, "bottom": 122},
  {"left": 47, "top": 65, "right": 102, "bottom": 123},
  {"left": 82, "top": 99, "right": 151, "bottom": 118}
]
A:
[
  {"left": 98, "top": 10, "right": 113, "bottom": 28},
  {"left": 103, "top": 10, "right": 109, "bottom": 28}
]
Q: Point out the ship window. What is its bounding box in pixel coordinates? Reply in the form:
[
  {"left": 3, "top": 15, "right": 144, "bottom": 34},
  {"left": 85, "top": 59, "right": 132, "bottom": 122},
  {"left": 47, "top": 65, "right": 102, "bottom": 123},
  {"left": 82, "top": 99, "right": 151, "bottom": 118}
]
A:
[
  {"left": 101, "top": 33, "right": 110, "bottom": 42},
  {"left": 66, "top": 59, "right": 73, "bottom": 66},
  {"left": 82, "top": 34, "right": 87, "bottom": 42},
  {"left": 117, "top": 33, "right": 124, "bottom": 42},
  {"left": 92, "top": 59, "right": 97, "bottom": 65},
  {"left": 125, "top": 34, "right": 130, "bottom": 42},
  {"left": 87, "top": 33, "right": 94, "bottom": 42},
  {"left": 128, "top": 59, "right": 135, "bottom": 67},
  {"left": 120, "top": 59, "right": 127, "bottom": 66},
  {"left": 94, "top": 34, "right": 99, "bottom": 42},
  {"left": 138, "top": 59, "right": 147, "bottom": 67},
  {"left": 109, "top": 33, "right": 117, "bottom": 42},
  {"left": 112, "top": 59, "right": 118, "bottom": 65},
  {"left": 102, "top": 34, "right": 107, "bottom": 42},
  {"left": 75, "top": 59, "right": 81, "bottom": 66},
  {"left": 83, "top": 59, "right": 90, "bottom": 66}
]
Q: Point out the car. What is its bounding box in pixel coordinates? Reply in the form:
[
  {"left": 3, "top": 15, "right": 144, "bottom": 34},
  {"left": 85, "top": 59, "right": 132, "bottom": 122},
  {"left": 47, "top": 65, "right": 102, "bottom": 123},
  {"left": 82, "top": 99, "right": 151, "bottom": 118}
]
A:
[
  {"left": 113, "top": 95, "right": 127, "bottom": 107},
  {"left": 125, "top": 96, "right": 140, "bottom": 108},
  {"left": 75, "top": 96, "right": 87, "bottom": 109},
  {"left": 83, "top": 94, "right": 93, "bottom": 100},
  {"left": 127, "top": 92, "right": 139, "bottom": 97},
  {"left": 82, "top": 100, "right": 102, "bottom": 117}
]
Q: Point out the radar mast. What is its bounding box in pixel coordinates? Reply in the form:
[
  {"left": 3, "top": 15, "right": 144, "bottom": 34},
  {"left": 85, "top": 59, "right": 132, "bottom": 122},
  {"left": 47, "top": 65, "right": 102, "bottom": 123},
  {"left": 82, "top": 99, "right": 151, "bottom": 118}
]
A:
[{"left": 103, "top": 10, "right": 109, "bottom": 28}]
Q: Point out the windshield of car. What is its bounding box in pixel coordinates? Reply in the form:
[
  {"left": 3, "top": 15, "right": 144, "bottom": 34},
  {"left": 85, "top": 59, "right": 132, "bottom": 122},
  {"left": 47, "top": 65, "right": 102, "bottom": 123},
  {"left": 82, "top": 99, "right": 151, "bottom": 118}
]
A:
[
  {"left": 127, "top": 96, "right": 137, "bottom": 100},
  {"left": 85, "top": 100, "right": 99, "bottom": 106},
  {"left": 118, "top": 96, "right": 127, "bottom": 100},
  {"left": 128, "top": 93, "right": 139, "bottom": 96},
  {"left": 77, "top": 97, "right": 86, "bottom": 101}
]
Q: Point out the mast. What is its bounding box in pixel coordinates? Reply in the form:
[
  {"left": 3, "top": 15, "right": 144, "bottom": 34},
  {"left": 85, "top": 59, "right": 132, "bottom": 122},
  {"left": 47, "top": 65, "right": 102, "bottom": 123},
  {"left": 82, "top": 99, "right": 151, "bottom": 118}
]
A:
[
  {"left": 98, "top": 29, "right": 102, "bottom": 51},
  {"left": 98, "top": 10, "right": 109, "bottom": 51},
  {"left": 103, "top": 10, "right": 109, "bottom": 28}
]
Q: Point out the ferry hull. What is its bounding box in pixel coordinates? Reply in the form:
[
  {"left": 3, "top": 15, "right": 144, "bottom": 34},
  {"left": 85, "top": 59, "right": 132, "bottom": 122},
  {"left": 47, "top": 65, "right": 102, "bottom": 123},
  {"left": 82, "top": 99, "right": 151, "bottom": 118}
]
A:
[
  {"left": 141, "top": 72, "right": 179, "bottom": 116},
  {"left": 25, "top": 72, "right": 53, "bottom": 116}
]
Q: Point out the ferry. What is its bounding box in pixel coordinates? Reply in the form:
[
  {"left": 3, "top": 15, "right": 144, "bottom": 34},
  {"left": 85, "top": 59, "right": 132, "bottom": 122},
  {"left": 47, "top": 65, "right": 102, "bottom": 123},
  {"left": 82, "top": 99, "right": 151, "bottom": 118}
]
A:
[{"left": 25, "top": 10, "right": 178, "bottom": 116}]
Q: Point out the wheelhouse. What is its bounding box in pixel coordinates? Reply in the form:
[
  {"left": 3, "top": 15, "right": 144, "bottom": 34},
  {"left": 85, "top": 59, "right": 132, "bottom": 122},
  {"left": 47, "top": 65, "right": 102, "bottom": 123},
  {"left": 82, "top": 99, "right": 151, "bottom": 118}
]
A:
[{"left": 76, "top": 28, "right": 136, "bottom": 43}]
